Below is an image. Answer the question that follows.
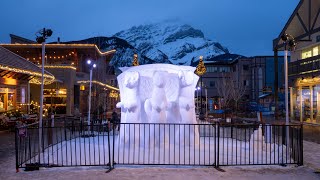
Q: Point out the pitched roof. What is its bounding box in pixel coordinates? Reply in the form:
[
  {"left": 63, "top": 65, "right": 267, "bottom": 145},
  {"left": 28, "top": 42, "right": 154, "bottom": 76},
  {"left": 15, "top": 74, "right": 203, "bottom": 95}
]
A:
[
  {"left": 0, "top": 46, "right": 53, "bottom": 78},
  {"left": 274, "top": 0, "right": 320, "bottom": 50}
]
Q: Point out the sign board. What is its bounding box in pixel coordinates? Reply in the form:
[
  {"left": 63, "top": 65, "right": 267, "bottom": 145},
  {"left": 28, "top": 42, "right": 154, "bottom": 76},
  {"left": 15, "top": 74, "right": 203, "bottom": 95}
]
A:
[{"left": 209, "top": 99, "right": 213, "bottom": 112}]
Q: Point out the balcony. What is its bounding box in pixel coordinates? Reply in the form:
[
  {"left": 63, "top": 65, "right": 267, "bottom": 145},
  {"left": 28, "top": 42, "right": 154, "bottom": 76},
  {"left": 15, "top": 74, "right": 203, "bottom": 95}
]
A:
[{"left": 288, "top": 55, "right": 320, "bottom": 77}]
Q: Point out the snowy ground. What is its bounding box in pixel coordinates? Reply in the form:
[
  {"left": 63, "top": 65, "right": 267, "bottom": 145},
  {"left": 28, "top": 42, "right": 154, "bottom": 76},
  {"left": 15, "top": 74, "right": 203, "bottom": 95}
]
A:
[{"left": 25, "top": 126, "right": 292, "bottom": 167}]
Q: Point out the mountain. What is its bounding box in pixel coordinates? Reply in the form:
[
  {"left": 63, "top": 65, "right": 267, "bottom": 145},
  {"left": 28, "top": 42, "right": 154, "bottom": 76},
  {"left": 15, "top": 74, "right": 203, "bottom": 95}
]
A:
[
  {"left": 64, "top": 21, "right": 243, "bottom": 68},
  {"left": 62, "top": 36, "right": 160, "bottom": 68},
  {"left": 114, "top": 21, "right": 231, "bottom": 66}
]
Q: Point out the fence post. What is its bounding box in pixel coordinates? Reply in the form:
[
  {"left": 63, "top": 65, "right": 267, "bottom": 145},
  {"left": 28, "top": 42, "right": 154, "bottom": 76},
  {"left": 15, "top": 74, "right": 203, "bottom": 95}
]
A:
[
  {"left": 15, "top": 127, "right": 19, "bottom": 172},
  {"left": 216, "top": 122, "right": 220, "bottom": 168},
  {"left": 64, "top": 116, "right": 67, "bottom": 141},
  {"left": 107, "top": 125, "right": 112, "bottom": 170},
  {"left": 299, "top": 124, "right": 303, "bottom": 166}
]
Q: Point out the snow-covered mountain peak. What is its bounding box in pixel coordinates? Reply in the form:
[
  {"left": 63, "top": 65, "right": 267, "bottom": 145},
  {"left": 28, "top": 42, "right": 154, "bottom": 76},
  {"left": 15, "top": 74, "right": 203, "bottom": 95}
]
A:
[{"left": 114, "top": 21, "right": 229, "bottom": 65}]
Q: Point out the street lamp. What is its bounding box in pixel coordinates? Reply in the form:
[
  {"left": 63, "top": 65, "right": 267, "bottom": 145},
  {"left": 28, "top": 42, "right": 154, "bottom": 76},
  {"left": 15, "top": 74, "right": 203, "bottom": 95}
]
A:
[
  {"left": 87, "top": 60, "right": 96, "bottom": 128},
  {"left": 36, "top": 28, "right": 52, "bottom": 155},
  {"left": 281, "top": 33, "right": 296, "bottom": 147},
  {"left": 281, "top": 34, "right": 296, "bottom": 125}
]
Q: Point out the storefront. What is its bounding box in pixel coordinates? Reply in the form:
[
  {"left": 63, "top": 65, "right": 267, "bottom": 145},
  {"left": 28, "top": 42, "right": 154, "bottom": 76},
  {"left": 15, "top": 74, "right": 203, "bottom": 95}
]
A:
[
  {"left": 291, "top": 78, "right": 320, "bottom": 124},
  {"left": 273, "top": 0, "right": 320, "bottom": 125},
  {"left": 0, "top": 46, "right": 55, "bottom": 114}
]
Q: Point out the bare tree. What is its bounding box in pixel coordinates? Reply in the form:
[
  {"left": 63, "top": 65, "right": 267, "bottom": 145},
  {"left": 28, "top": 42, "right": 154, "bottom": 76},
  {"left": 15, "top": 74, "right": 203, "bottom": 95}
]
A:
[
  {"left": 229, "top": 72, "right": 247, "bottom": 112},
  {"left": 216, "top": 73, "right": 233, "bottom": 109}
]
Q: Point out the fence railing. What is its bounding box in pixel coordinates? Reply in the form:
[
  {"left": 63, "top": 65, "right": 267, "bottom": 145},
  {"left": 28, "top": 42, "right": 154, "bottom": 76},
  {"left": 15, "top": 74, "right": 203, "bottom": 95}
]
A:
[{"left": 15, "top": 121, "right": 303, "bottom": 171}]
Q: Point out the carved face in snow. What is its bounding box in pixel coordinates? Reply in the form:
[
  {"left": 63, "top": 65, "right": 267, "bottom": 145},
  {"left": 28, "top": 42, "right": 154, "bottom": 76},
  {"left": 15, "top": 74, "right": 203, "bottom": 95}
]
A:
[
  {"left": 124, "top": 71, "right": 140, "bottom": 89},
  {"left": 178, "top": 70, "right": 194, "bottom": 87},
  {"left": 153, "top": 71, "right": 166, "bottom": 88}
]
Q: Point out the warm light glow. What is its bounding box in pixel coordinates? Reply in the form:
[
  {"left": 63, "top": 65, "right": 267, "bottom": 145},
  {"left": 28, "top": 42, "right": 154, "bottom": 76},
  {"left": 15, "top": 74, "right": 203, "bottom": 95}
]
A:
[
  {"left": 2, "top": 78, "right": 17, "bottom": 85},
  {"left": 132, "top": 54, "right": 139, "bottom": 66},
  {"left": 0, "top": 64, "right": 54, "bottom": 80},
  {"left": 195, "top": 55, "right": 206, "bottom": 76},
  {"left": 77, "top": 80, "right": 119, "bottom": 91},
  {"left": 57, "top": 89, "right": 67, "bottom": 95},
  {"left": 80, "top": 85, "right": 85, "bottom": 91},
  {"left": 41, "top": 65, "right": 77, "bottom": 70},
  {"left": 0, "top": 44, "right": 116, "bottom": 56},
  {"left": 109, "top": 90, "right": 119, "bottom": 98}
]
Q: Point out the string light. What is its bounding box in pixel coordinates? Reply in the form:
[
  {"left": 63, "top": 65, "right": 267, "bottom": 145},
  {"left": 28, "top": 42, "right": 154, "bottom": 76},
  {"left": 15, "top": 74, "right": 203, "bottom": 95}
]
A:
[
  {"left": 132, "top": 54, "right": 139, "bottom": 66},
  {"left": 109, "top": 90, "right": 119, "bottom": 98},
  {"left": 77, "top": 80, "right": 119, "bottom": 91},
  {"left": 0, "top": 44, "right": 116, "bottom": 56},
  {"left": 41, "top": 65, "right": 77, "bottom": 70},
  {"left": 195, "top": 56, "right": 206, "bottom": 76},
  {"left": 0, "top": 64, "right": 54, "bottom": 79},
  {"left": 29, "top": 77, "right": 55, "bottom": 85}
]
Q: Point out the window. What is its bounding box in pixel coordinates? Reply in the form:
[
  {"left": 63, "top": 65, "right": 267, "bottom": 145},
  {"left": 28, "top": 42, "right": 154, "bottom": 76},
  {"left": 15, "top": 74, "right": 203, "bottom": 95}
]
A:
[
  {"left": 313, "top": 46, "right": 319, "bottom": 56},
  {"left": 244, "top": 80, "right": 250, "bottom": 86},
  {"left": 209, "top": 81, "right": 215, "bottom": 87},
  {"left": 243, "top": 65, "right": 249, "bottom": 71},
  {"left": 207, "top": 66, "right": 218, "bottom": 72},
  {"left": 302, "top": 49, "right": 312, "bottom": 59},
  {"left": 220, "top": 67, "right": 230, "bottom": 72}
]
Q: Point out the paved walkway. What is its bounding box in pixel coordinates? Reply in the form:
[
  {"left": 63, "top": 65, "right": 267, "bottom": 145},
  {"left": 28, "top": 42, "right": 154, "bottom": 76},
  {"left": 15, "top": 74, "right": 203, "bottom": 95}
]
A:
[{"left": 303, "top": 141, "right": 320, "bottom": 171}]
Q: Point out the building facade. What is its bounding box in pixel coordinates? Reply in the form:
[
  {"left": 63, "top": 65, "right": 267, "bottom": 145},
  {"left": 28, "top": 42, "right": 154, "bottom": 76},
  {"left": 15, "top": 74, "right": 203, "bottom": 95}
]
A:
[
  {"left": 1, "top": 35, "right": 118, "bottom": 117},
  {"left": 0, "top": 46, "right": 54, "bottom": 113},
  {"left": 273, "top": 0, "right": 320, "bottom": 124}
]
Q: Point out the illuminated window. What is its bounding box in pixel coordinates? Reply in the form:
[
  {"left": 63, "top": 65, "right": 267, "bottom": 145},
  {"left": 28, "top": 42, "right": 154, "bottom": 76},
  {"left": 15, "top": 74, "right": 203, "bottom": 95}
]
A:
[
  {"left": 313, "top": 46, "right": 319, "bottom": 56},
  {"left": 302, "top": 49, "right": 312, "bottom": 59},
  {"left": 80, "top": 85, "right": 85, "bottom": 91}
]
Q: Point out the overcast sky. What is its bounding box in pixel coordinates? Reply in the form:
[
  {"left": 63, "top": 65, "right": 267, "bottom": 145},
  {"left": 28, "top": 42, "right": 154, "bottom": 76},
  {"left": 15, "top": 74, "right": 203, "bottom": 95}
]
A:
[{"left": 0, "top": 0, "right": 299, "bottom": 56}]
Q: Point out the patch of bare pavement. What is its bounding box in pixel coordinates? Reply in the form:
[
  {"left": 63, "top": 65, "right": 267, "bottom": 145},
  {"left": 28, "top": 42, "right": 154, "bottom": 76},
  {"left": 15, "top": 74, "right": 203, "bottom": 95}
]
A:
[{"left": 1, "top": 164, "right": 320, "bottom": 180}]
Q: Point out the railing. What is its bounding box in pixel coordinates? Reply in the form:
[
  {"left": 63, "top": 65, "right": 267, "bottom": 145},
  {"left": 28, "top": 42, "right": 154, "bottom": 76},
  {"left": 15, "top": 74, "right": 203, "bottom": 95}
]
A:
[
  {"left": 288, "top": 55, "right": 320, "bottom": 77},
  {"left": 15, "top": 121, "right": 303, "bottom": 171}
]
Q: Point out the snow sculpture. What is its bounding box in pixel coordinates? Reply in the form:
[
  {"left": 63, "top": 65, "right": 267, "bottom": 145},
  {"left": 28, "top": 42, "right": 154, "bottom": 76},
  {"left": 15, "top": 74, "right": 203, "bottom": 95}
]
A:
[
  {"left": 177, "top": 70, "right": 199, "bottom": 145},
  {"left": 116, "top": 64, "right": 199, "bottom": 146},
  {"left": 144, "top": 71, "right": 168, "bottom": 124},
  {"left": 116, "top": 71, "right": 141, "bottom": 145},
  {"left": 144, "top": 71, "right": 169, "bottom": 146}
]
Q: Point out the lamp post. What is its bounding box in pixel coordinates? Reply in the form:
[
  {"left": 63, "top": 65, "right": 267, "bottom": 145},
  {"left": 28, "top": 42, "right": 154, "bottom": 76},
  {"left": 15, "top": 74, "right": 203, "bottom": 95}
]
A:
[
  {"left": 196, "top": 86, "right": 200, "bottom": 114},
  {"left": 36, "top": 28, "right": 52, "bottom": 155},
  {"left": 281, "top": 33, "right": 296, "bottom": 147},
  {"left": 281, "top": 34, "right": 296, "bottom": 125},
  {"left": 195, "top": 56, "right": 206, "bottom": 120},
  {"left": 87, "top": 60, "right": 96, "bottom": 128}
]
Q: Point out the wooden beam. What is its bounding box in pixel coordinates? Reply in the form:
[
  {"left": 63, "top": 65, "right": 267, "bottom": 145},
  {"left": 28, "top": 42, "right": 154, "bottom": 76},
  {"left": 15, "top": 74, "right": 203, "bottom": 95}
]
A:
[
  {"left": 311, "top": 8, "right": 320, "bottom": 30},
  {"left": 297, "top": 12, "right": 309, "bottom": 34}
]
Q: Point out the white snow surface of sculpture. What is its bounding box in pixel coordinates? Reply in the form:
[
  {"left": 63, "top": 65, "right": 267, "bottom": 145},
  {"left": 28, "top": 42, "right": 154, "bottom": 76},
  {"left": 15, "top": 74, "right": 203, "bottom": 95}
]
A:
[{"left": 116, "top": 64, "right": 199, "bottom": 146}]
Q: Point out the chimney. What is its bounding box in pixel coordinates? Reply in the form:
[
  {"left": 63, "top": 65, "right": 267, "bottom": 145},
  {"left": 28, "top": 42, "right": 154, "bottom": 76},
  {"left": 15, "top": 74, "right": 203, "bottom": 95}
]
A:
[{"left": 57, "top": 37, "right": 60, "bottom": 44}]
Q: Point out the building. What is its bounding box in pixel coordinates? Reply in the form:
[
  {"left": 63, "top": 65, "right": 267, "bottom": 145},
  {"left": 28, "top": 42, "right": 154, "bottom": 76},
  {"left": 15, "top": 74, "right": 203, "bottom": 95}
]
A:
[
  {"left": 251, "top": 56, "right": 287, "bottom": 111},
  {"left": 198, "top": 55, "right": 287, "bottom": 114},
  {"left": 273, "top": 0, "right": 320, "bottom": 124},
  {"left": 198, "top": 54, "right": 251, "bottom": 112},
  {"left": 1, "top": 34, "right": 118, "bottom": 117},
  {"left": 0, "top": 46, "right": 54, "bottom": 113}
]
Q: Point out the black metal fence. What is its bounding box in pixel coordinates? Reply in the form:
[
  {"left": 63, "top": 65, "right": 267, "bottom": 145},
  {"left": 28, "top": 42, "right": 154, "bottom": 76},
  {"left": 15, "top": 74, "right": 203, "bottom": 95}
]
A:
[{"left": 15, "top": 120, "right": 303, "bottom": 171}]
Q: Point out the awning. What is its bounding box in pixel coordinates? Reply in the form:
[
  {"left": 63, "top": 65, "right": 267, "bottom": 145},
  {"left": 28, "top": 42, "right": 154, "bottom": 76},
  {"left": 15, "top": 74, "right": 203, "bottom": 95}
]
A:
[
  {"left": 0, "top": 46, "right": 55, "bottom": 84},
  {"left": 259, "top": 93, "right": 272, "bottom": 99}
]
